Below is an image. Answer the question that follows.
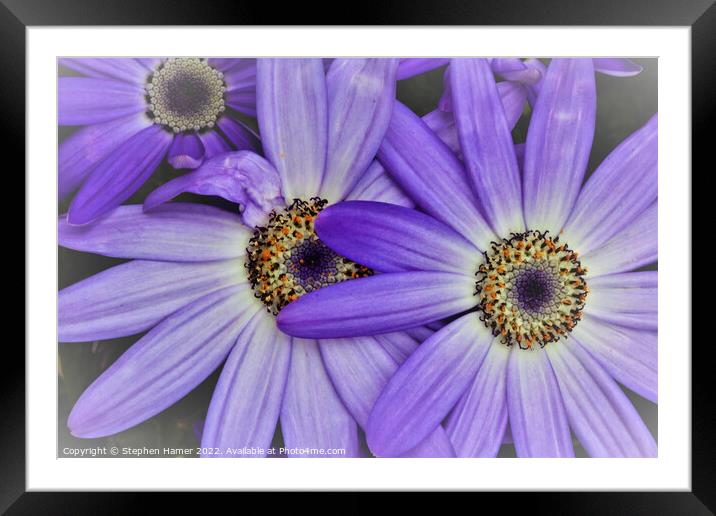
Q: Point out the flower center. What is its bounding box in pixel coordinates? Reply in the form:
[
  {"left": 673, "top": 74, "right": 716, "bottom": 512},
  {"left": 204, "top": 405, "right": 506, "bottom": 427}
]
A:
[
  {"left": 475, "top": 230, "right": 588, "bottom": 349},
  {"left": 146, "top": 58, "right": 226, "bottom": 133},
  {"left": 246, "top": 198, "right": 373, "bottom": 315}
]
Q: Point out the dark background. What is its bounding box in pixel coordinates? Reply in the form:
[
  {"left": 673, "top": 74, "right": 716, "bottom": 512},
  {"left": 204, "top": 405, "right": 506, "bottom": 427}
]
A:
[{"left": 58, "top": 58, "right": 658, "bottom": 458}]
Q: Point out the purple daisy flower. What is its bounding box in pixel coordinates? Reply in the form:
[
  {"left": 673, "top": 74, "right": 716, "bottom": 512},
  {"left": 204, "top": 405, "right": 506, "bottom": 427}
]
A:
[
  {"left": 278, "top": 58, "right": 658, "bottom": 458},
  {"left": 59, "top": 57, "right": 260, "bottom": 225},
  {"left": 58, "top": 58, "right": 461, "bottom": 458}
]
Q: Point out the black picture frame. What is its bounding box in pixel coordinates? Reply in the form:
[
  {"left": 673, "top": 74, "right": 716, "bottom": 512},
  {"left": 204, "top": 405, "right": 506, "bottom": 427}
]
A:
[{"left": 5, "top": 0, "right": 709, "bottom": 512}]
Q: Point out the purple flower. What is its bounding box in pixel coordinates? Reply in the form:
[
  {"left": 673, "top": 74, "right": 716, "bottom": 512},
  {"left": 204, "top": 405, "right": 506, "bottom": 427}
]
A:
[
  {"left": 59, "top": 58, "right": 260, "bottom": 225},
  {"left": 278, "top": 58, "right": 657, "bottom": 458},
  {"left": 58, "top": 58, "right": 456, "bottom": 458}
]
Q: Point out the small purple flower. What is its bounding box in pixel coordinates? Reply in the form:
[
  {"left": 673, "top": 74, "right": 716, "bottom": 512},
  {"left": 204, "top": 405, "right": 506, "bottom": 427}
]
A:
[
  {"left": 278, "top": 58, "right": 657, "bottom": 458},
  {"left": 59, "top": 58, "right": 260, "bottom": 224},
  {"left": 58, "top": 58, "right": 454, "bottom": 458}
]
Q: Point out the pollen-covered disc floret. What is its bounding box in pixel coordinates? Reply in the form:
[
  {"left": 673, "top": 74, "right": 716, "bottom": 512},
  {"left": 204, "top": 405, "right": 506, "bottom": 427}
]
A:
[
  {"left": 475, "top": 230, "right": 588, "bottom": 349},
  {"left": 246, "top": 198, "right": 373, "bottom": 315},
  {"left": 146, "top": 58, "right": 226, "bottom": 133}
]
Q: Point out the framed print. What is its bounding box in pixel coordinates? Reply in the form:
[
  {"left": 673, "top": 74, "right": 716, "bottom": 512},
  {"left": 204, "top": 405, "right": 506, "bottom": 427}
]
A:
[{"left": 7, "top": 0, "right": 712, "bottom": 511}]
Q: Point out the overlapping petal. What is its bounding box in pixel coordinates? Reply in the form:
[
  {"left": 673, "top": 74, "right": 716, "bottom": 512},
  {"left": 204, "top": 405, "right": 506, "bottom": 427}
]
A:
[
  {"left": 277, "top": 271, "right": 475, "bottom": 339},
  {"left": 59, "top": 77, "right": 147, "bottom": 126},
  {"left": 315, "top": 200, "right": 479, "bottom": 275},
  {"left": 366, "top": 314, "right": 493, "bottom": 456}
]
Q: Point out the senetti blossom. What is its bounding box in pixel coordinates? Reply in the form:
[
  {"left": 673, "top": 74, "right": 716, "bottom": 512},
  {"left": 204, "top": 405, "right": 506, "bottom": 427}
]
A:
[
  {"left": 278, "top": 58, "right": 658, "bottom": 458},
  {"left": 58, "top": 58, "right": 457, "bottom": 458},
  {"left": 59, "top": 57, "right": 259, "bottom": 224}
]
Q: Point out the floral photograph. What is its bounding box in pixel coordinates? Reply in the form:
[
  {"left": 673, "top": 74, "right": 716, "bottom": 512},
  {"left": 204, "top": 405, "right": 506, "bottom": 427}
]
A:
[{"left": 58, "top": 57, "right": 657, "bottom": 458}]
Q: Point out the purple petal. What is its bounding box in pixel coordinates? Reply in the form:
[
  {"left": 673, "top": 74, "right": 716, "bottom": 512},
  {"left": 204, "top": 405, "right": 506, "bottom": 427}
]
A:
[
  {"left": 564, "top": 114, "right": 657, "bottom": 254},
  {"left": 67, "top": 124, "right": 173, "bottom": 225},
  {"left": 593, "top": 58, "right": 643, "bottom": 77},
  {"left": 523, "top": 58, "right": 547, "bottom": 107},
  {"left": 217, "top": 116, "right": 261, "bottom": 153},
  {"left": 280, "top": 339, "right": 361, "bottom": 457},
  {"left": 396, "top": 58, "right": 449, "bottom": 80},
  {"left": 378, "top": 101, "right": 496, "bottom": 249},
  {"left": 58, "top": 77, "right": 146, "bottom": 126},
  {"left": 498, "top": 81, "right": 528, "bottom": 130},
  {"left": 507, "top": 348, "right": 574, "bottom": 457},
  {"left": 144, "top": 151, "right": 284, "bottom": 228},
  {"left": 546, "top": 338, "right": 657, "bottom": 457},
  {"left": 315, "top": 201, "right": 478, "bottom": 275},
  {"left": 257, "top": 59, "right": 328, "bottom": 200},
  {"left": 492, "top": 58, "right": 541, "bottom": 85},
  {"left": 59, "top": 204, "right": 250, "bottom": 262},
  {"left": 587, "top": 271, "right": 657, "bottom": 330},
  {"left": 366, "top": 314, "right": 493, "bottom": 456},
  {"left": 374, "top": 331, "right": 420, "bottom": 364},
  {"left": 68, "top": 285, "right": 255, "bottom": 438},
  {"left": 582, "top": 203, "right": 657, "bottom": 277},
  {"left": 344, "top": 160, "right": 414, "bottom": 207},
  {"left": 277, "top": 271, "right": 475, "bottom": 339},
  {"left": 59, "top": 58, "right": 152, "bottom": 84},
  {"left": 58, "top": 113, "right": 151, "bottom": 201},
  {"left": 572, "top": 315, "right": 657, "bottom": 403},
  {"left": 198, "top": 129, "right": 231, "bottom": 159},
  {"left": 522, "top": 59, "right": 596, "bottom": 234},
  {"left": 58, "top": 259, "right": 242, "bottom": 342},
  {"left": 319, "top": 335, "right": 455, "bottom": 457},
  {"left": 422, "top": 109, "right": 459, "bottom": 153},
  {"left": 320, "top": 59, "right": 398, "bottom": 202},
  {"left": 166, "top": 133, "right": 204, "bottom": 170},
  {"left": 446, "top": 341, "right": 510, "bottom": 457},
  {"left": 223, "top": 59, "right": 257, "bottom": 116},
  {"left": 451, "top": 58, "right": 525, "bottom": 236},
  {"left": 201, "top": 311, "right": 291, "bottom": 456}
]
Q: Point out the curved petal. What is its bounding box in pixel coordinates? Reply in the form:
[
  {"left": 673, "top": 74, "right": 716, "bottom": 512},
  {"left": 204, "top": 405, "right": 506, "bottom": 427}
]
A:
[
  {"left": 446, "top": 341, "right": 510, "bottom": 457},
  {"left": 582, "top": 203, "right": 657, "bottom": 277},
  {"left": 59, "top": 58, "right": 152, "bottom": 84},
  {"left": 396, "top": 58, "right": 449, "bottom": 80},
  {"left": 366, "top": 314, "right": 493, "bottom": 456},
  {"left": 201, "top": 310, "right": 291, "bottom": 456},
  {"left": 522, "top": 58, "right": 596, "bottom": 234},
  {"left": 546, "top": 339, "right": 657, "bottom": 457},
  {"left": 144, "top": 151, "right": 284, "bottom": 228},
  {"left": 571, "top": 315, "right": 657, "bottom": 403},
  {"left": 167, "top": 132, "right": 205, "bottom": 170},
  {"left": 498, "top": 81, "right": 528, "bottom": 130},
  {"left": 375, "top": 330, "right": 420, "bottom": 364},
  {"left": 280, "top": 338, "right": 360, "bottom": 457},
  {"left": 198, "top": 129, "right": 231, "bottom": 159},
  {"left": 377, "top": 101, "right": 496, "bottom": 250},
  {"left": 507, "top": 348, "right": 574, "bottom": 457},
  {"left": 319, "top": 335, "right": 455, "bottom": 457},
  {"left": 593, "top": 58, "right": 643, "bottom": 77},
  {"left": 58, "top": 259, "right": 243, "bottom": 342},
  {"left": 257, "top": 59, "right": 328, "bottom": 200},
  {"left": 59, "top": 204, "right": 250, "bottom": 262},
  {"left": 68, "top": 285, "right": 256, "bottom": 438},
  {"left": 319, "top": 58, "right": 398, "bottom": 202},
  {"left": 422, "top": 109, "right": 459, "bottom": 153},
  {"left": 564, "top": 114, "right": 657, "bottom": 255},
  {"left": 277, "top": 271, "right": 476, "bottom": 339},
  {"left": 217, "top": 116, "right": 261, "bottom": 153},
  {"left": 315, "top": 201, "right": 479, "bottom": 275},
  {"left": 67, "top": 124, "right": 173, "bottom": 225},
  {"left": 344, "top": 160, "right": 414, "bottom": 207},
  {"left": 451, "top": 58, "right": 524, "bottom": 236},
  {"left": 58, "top": 77, "right": 146, "bottom": 125},
  {"left": 58, "top": 113, "right": 152, "bottom": 201},
  {"left": 587, "top": 271, "right": 657, "bottom": 330}
]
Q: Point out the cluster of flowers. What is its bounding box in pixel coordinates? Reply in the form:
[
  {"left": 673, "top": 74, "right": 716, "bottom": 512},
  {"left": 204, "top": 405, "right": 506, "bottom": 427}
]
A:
[{"left": 58, "top": 57, "right": 657, "bottom": 458}]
